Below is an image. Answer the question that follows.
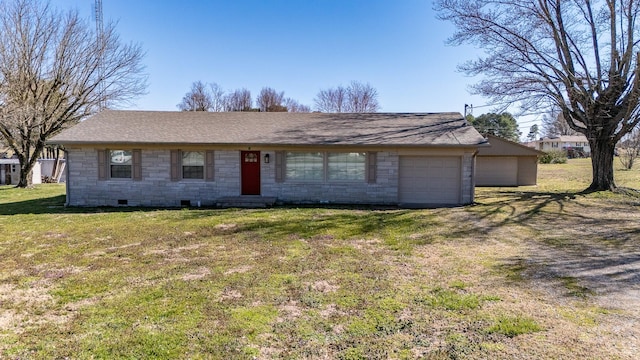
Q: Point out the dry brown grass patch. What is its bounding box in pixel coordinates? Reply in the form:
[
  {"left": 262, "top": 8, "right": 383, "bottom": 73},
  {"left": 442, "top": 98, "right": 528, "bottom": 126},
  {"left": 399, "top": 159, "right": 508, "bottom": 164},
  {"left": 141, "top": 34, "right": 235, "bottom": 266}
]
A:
[
  {"left": 277, "top": 301, "right": 303, "bottom": 321},
  {"left": 219, "top": 289, "right": 243, "bottom": 302},
  {"left": 224, "top": 265, "right": 253, "bottom": 275},
  {"left": 181, "top": 266, "right": 211, "bottom": 281},
  {"left": 307, "top": 280, "right": 339, "bottom": 293}
]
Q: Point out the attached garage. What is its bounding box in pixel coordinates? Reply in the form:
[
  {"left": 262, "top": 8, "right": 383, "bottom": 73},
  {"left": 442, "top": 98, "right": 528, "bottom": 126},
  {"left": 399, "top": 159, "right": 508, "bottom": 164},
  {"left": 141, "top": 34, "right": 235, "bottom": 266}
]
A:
[
  {"left": 476, "top": 134, "right": 544, "bottom": 186},
  {"left": 476, "top": 156, "right": 517, "bottom": 186},
  {"left": 399, "top": 156, "right": 461, "bottom": 205}
]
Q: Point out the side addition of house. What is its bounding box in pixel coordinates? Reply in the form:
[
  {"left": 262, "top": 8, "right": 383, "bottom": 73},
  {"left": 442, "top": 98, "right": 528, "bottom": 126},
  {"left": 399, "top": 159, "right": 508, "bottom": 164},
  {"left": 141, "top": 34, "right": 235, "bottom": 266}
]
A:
[{"left": 476, "top": 134, "right": 544, "bottom": 186}]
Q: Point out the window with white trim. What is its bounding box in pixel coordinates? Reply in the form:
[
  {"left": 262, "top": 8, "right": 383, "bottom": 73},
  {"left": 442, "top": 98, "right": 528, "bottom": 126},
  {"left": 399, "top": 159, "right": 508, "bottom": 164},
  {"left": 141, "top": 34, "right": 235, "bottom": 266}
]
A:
[
  {"left": 286, "top": 152, "right": 323, "bottom": 180},
  {"left": 328, "top": 152, "right": 366, "bottom": 181},
  {"left": 182, "top": 151, "right": 204, "bottom": 179},
  {"left": 110, "top": 150, "right": 132, "bottom": 178},
  {"left": 285, "top": 152, "right": 367, "bottom": 182}
]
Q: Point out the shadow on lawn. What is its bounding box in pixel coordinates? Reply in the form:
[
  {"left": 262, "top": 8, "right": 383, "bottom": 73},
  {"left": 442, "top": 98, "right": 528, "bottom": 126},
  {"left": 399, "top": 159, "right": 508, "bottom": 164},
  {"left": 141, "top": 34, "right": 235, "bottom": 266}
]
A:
[
  {"left": 471, "top": 189, "right": 640, "bottom": 244},
  {"left": 473, "top": 190, "right": 581, "bottom": 223},
  {"left": 4, "top": 186, "right": 639, "bottom": 300},
  {"left": 237, "top": 209, "right": 419, "bottom": 240},
  {"left": 498, "top": 245, "right": 640, "bottom": 300},
  {"left": 473, "top": 189, "right": 640, "bottom": 299},
  {"left": 0, "top": 194, "right": 169, "bottom": 216},
  {"left": 0, "top": 194, "right": 68, "bottom": 215}
]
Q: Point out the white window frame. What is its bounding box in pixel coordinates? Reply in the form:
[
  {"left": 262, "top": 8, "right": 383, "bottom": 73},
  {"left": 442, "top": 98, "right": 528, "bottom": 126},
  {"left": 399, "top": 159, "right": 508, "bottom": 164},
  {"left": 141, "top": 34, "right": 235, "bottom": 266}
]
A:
[
  {"left": 285, "top": 152, "right": 324, "bottom": 181},
  {"left": 181, "top": 151, "right": 205, "bottom": 180},
  {"left": 110, "top": 150, "right": 133, "bottom": 179},
  {"left": 285, "top": 152, "right": 367, "bottom": 183},
  {"left": 327, "top": 152, "right": 366, "bottom": 181}
]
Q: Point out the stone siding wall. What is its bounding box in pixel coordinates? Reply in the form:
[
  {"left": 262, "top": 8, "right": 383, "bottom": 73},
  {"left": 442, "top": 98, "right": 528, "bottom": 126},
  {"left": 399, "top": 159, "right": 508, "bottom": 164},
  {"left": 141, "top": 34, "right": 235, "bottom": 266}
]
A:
[
  {"left": 66, "top": 148, "right": 475, "bottom": 207},
  {"left": 261, "top": 151, "right": 399, "bottom": 205},
  {"left": 462, "top": 151, "right": 475, "bottom": 204},
  {"left": 66, "top": 148, "right": 240, "bottom": 207}
]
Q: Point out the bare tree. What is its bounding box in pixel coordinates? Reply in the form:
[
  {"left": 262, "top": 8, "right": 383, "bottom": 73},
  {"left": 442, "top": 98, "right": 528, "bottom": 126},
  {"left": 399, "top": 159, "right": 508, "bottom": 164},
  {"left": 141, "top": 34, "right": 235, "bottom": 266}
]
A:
[
  {"left": 210, "top": 82, "right": 225, "bottom": 112},
  {"left": 176, "top": 81, "right": 226, "bottom": 112},
  {"left": 619, "top": 127, "right": 640, "bottom": 170},
  {"left": 314, "top": 86, "right": 347, "bottom": 112},
  {"left": 177, "top": 81, "right": 213, "bottom": 111},
  {"left": 256, "top": 87, "right": 286, "bottom": 112},
  {"left": 345, "top": 81, "right": 380, "bottom": 112},
  {"left": 527, "top": 124, "right": 539, "bottom": 142},
  {"left": 223, "top": 88, "right": 253, "bottom": 111},
  {"left": 436, "top": 0, "right": 640, "bottom": 191},
  {"left": 284, "top": 97, "right": 311, "bottom": 113},
  {"left": 314, "top": 81, "right": 380, "bottom": 113},
  {"left": 0, "top": 0, "right": 146, "bottom": 187},
  {"left": 542, "top": 108, "right": 580, "bottom": 138}
]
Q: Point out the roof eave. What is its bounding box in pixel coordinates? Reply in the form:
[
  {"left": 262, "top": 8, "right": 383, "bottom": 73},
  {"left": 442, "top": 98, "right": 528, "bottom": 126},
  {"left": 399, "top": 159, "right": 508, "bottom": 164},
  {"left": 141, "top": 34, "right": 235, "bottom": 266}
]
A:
[{"left": 49, "top": 140, "right": 488, "bottom": 148}]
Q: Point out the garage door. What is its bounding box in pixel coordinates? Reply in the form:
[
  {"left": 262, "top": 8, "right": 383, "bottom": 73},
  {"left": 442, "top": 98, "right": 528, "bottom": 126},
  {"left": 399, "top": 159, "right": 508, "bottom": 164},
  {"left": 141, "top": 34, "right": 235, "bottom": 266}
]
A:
[
  {"left": 476, "top": 157, "right": 517, "bottom": 186},
  {"left": 399, "top": 156, "right": 461, "bottom": 204}
]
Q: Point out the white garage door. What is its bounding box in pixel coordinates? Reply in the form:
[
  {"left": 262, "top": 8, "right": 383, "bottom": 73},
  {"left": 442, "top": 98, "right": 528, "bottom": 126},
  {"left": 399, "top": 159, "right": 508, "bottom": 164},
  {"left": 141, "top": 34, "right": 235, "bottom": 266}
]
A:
[
  {"left": 399, "top": 156, "right": 461, "bottom": 204},
  {"left": 476, "top": 157, "right": 517, "bottom": 186}
]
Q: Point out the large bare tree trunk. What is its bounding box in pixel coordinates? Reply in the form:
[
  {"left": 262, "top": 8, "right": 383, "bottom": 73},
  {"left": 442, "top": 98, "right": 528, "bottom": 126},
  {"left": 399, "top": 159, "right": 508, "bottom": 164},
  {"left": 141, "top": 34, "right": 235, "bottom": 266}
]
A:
[
  {"left": 51, "top": 147, "right": 60, "bottom": 181},
  {"left": 588, "top": 136, "right": 616, "bottom": 191},
  {"left": 436, "top": 0, "right": 640, "bottom": 192},
  {"left": 15, "top": 141, "right": 44, "bottom": 188},
  {"left": 17, "top": 165, "right": 33, "bottom": 188}
]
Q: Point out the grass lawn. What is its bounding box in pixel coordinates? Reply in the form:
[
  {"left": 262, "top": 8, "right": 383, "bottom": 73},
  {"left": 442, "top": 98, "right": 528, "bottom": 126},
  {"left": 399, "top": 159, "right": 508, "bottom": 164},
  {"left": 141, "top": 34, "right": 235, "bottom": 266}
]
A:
[{"left": 1, "top": 158, "right": 639, "bottom": 359}]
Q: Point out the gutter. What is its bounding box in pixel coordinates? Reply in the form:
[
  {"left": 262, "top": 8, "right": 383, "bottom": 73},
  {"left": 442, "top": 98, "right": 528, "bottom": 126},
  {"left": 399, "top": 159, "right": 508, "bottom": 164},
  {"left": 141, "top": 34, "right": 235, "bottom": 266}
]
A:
[
  {"left": 64, "top": 149, "right": 70, "bottom": 207},
  {"left": 470, "top": 149, "right": 479, "bottom": 203}
]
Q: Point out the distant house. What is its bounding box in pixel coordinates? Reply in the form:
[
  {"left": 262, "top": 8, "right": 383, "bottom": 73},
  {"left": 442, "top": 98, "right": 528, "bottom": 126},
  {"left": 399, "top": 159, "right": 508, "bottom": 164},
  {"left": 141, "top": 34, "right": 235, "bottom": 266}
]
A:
[
  {"left": 0, "top": 158, "right": 66, "bottom": 186},
  {"left": 49, "top": 110, "right": 488, "bottom": 207},
  {"left": 0, "top": 146, "right": 65, "bottom": 185},
  {"left": 476, "top": 134, "right": 544, "bottom": 186},
  {"left": 0, "top": 158, "right": 42, "bottom": 186},
  {"left": 536, "top": 135, "right": 591, "bottom": 157}
]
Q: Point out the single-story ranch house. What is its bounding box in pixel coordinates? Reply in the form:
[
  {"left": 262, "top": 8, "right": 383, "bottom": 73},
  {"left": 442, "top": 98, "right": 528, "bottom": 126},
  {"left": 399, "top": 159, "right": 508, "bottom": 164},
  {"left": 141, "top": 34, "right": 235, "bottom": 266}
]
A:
[{"left": 49, "top": 110, "right": 488, "bottom": 207}]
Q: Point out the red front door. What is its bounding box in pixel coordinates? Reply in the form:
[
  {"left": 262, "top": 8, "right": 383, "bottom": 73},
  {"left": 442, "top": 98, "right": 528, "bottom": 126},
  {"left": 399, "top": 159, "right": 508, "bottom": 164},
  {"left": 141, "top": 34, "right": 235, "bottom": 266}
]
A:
[{"left": 241, "top": 151, "right": 261, "bottom": 195}]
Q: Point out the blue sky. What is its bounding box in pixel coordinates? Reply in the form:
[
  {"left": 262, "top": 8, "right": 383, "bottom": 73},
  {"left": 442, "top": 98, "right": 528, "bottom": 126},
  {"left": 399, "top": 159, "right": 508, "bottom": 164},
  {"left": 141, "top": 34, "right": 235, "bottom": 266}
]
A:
[{"left": 53, "top": 0, "right": 538, "bottom": 133}]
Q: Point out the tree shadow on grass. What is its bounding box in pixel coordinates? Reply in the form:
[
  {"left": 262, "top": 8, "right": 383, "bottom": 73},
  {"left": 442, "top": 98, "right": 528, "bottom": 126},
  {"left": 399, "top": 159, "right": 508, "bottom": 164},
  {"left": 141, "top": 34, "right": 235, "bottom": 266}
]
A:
[
  {"left": 0, "top": 194, "right": 174, "bottom": 216},
  {"left": 5, "top": 185, "right": 639, "bottom": 302},
  {"left": 0, "top": 194, "right": 68, "bottom": 215},
  {"left": 472, "top": 189, "right": 640, "bottom": 300},
  {"left": 472, "top": 190, "right": 581, "bottom": 224},
  {"left": 0, "top": 190, "right": 416, "bottom": 236},
  {"left": 228, "top": 208, "right": 420, "bottom": 241},
  {"left": 498, "top": 249, "right": 640, "bottom": 302}
]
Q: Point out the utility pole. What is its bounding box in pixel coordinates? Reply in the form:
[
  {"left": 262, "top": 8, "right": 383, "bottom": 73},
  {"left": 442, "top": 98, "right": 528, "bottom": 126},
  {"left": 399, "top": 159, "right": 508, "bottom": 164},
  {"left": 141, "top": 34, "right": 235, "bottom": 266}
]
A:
[
  {"left": 464, "top": 104, "right": 473, "bottom": 119},
  {"left": 95, "top": 0, "right": 103, "bottom": 33},
  {"left": 94, "top": 0, "right": 106, "bottom": 110}
]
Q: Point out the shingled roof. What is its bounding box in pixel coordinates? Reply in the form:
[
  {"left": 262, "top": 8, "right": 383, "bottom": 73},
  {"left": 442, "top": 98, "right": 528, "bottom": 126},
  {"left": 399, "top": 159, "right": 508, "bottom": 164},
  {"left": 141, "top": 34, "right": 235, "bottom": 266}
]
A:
[
  {"left": 49, "top": 110, "right": 487, "bottom": 147},
  {"left": 478, "top": 134, "right": 545, "bottom": 156}
]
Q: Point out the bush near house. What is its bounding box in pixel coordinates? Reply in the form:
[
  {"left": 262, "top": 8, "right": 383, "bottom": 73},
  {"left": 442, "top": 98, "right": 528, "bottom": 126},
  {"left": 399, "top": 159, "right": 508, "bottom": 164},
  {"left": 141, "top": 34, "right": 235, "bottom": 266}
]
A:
[{"left": 539, "top": 149, "right": 568, "bottom": 164}]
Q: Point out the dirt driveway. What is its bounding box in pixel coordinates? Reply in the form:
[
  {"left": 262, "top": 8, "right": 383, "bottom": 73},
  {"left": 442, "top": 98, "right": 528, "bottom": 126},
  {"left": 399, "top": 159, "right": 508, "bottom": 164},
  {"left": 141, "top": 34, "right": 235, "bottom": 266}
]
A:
[{"left": 457, "top": 190, "right": 640, "bottom": 358}]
